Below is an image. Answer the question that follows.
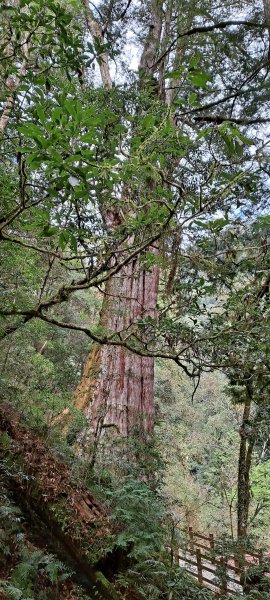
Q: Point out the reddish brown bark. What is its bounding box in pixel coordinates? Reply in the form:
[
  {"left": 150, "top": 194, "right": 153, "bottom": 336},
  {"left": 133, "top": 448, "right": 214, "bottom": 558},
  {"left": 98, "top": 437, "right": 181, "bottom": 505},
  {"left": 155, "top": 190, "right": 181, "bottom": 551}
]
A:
[
  {"left": 74, "top": 248, "right": 159, "bottom": 438},
  {"left": 75, "top": 1, "right": 163, "bottom": 442}
]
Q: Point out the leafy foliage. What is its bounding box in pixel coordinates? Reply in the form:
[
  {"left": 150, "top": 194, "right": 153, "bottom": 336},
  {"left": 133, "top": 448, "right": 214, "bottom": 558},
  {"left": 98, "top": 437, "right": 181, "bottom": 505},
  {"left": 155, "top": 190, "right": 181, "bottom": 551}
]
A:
[
  {"left": 105, "top": 475, "right": 165, "bottom": 560},
  {"left": 0, "top": 483, "right": 90, "bottom": 600},
  {"left": 117, "top": 558, "right": 214, "bottom": 599}
]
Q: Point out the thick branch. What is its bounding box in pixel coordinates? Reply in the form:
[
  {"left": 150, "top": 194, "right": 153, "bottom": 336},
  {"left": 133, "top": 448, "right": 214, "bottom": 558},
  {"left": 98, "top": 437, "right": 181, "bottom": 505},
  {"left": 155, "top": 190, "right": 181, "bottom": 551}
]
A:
[
  {"left": 0, "top": 199, "right": 181, "bottom": 330},
  {"left": 192, "top": 114, "right": 270, "bottom": 125},
  {"left": 139, "top": 0, "right": 163, "bottom": 74},
  {"left": 0, "top": 197, "right": 46, "bottom": 232},
  {"left": 82, "top": 0, "right": 112, "bottom": 88}
]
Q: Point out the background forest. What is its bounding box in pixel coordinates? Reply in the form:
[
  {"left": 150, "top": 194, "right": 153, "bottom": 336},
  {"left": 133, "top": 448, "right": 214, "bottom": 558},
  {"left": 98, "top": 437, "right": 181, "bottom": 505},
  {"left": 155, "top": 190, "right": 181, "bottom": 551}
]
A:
[{"left": 1, "top": 0, "right": 270, "bottom": 598}]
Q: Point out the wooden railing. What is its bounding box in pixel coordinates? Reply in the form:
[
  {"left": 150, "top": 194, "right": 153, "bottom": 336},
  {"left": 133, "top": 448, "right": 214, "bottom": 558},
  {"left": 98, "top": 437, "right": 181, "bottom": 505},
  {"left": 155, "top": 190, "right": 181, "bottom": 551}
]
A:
[{"left": 175, "top": 527, "right": 266, "bottom": 596}]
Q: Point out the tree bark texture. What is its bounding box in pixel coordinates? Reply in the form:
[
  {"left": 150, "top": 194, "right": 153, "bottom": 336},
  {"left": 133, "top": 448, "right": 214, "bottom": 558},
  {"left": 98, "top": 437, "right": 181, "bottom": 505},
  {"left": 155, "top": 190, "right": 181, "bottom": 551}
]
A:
[
  {"left": 82, "top": 0, "right": 112, "bottom": 89},
  {"left": 74, "top": 246, "right": 159, "bottom": 438},
  {"left": 0, "top": 1, "right": 29, "bottom": 133},
  {"left": 237, "top": 387, "right": 255, "bottom": 540},
  {"left": 263, "top": 0, "right": 270, "bottom": 57},
  {"left": 74, "top": 1, "right": 163, "bottom": 440}
]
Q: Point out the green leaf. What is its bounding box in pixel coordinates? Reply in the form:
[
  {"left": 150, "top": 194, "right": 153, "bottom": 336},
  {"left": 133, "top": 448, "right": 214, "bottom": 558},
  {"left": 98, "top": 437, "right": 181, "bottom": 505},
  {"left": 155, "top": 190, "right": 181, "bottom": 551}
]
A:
[
  {"left": 69, "top": 233, "right": 77, "bottom": 252},
  {"left": 51, "top": 107, "right": 62, "bottom": 123},
  {"left": 230, "top": 126, "right": 253, "bottom": 145},
  {"left": 80, "top": 133, "right": 95, "bottom": 143},
  {"left": 40, "top": 224, "right": 59, "bottom": 237},
  {"left": 18, "top": 123, "right": 42, "bottom": 137},
  {"left": 255, "top": 215, "right": 270, "bottom": 228},
  {"left": 142, "top": 115, "right": 155, "bottom": 128},
  {"left": 164, "top": 67, "right": 185, "bottom": 79},
  {"left": 58, "top": 231, "right": 69, "bottom": 250},
  {"left": 193, "top": 220, "right": 208, "bottom": 228},
  {"left": 25, "top": 153, "right": 44, "bottom": 168},
  {"left": 210, "top": 217, "right": 230, "bottom": 230},
  {"left": 36, "top": 105, "right": 46, "bottom": 125},
  {"left": 14, "top": 147, "right": 34, "bottom": 153},
  {"left": 189, "top": 72, "right": 210, "bottom": 88}
]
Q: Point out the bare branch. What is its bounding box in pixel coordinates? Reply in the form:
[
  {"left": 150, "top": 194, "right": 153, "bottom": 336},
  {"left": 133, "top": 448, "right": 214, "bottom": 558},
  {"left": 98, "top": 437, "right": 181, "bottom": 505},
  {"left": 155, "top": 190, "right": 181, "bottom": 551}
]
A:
[
  {"left": 177, "top": 61, "right": 269, "bottom": 117},
  {"left": 192, "top": 114, "right": 270, "bottom": 125},
  {"left": 152, "top": 20, "right": 267, "bottom": 70},
  {"left": 0, "top": 308, "right": 196, "bottom": 377},
  {"left": 0, "top": 198, "right": 46, "bottom": 232},
  {"left": 119, "top": 0, "right": 132, "bottom": 21}
]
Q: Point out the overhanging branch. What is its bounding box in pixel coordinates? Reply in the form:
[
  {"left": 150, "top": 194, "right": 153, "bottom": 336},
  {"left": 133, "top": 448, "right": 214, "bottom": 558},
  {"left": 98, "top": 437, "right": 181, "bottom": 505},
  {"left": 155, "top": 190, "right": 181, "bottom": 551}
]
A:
[
  {"left": 192, "top": 114, "right": 270, "bottom": 125},
  {"left": 152, "top": 20, "right": 267, "bottom": 70}
]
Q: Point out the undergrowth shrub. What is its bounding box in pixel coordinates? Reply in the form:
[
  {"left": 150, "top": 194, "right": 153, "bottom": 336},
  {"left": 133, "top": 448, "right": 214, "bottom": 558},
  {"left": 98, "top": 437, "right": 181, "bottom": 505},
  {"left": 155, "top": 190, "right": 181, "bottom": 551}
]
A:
[
  {"left": 0, "top": 547, "right": 73, "bottom": 600},
  {"left": 105, "top": 475, "right": 165, "bottom": 560},
  {"left": 117, "top": 558, "right": 214, "bottom": 599},
  {"left": 0, "top": 483, "right": 76, "bottom": 600}
]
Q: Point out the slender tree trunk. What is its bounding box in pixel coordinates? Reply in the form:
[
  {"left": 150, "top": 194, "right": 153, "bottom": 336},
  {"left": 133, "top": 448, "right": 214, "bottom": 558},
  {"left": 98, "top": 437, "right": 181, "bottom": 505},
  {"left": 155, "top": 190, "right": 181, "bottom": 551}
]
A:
[
  {"left": 263, "top": 0, "right": 270, "bottom": 58},
  {"left": 237, "top": 385, "right": 255, "bottom": 540},
  {"left": 82, "top": 0, "right": 112, "bottom": 89},
  {"left": 0, "top": 1, "right": 29, "bottom": 133}
]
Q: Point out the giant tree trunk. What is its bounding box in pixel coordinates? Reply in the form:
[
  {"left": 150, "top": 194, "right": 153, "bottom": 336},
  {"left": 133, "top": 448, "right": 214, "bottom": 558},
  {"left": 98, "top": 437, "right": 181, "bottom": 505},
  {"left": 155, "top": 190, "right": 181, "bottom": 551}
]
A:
[
  {"left": 74, "top": 248, "right": 159, "bottom": 439},
  {"left": 74, "top": 0, "right": 163, "bottom": 443}
]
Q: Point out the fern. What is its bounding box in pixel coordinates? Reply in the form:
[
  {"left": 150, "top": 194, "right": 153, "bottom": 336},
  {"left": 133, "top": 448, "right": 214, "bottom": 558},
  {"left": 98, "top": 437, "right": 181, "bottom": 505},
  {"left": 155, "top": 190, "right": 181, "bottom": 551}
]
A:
[
  {"left": 8, "top": 548, "right": 73, "bottom": 597},
  {"left": 42, "top": 554, "right": 73, "bottom": 583},
  {"left": 106, "top": 475, "right": 165, "bottom": 560},
  {"left": 0, "top": 487, "right": 74, "bottom": 599},
  {"left": 44, "top": 559, "right": 59, "bottom": 584},
  {"left": 0, "top": 582, "right": 33, "bottom": 600},
  {"left": 121, "top": 557, "right": 215, "bottom": 600}
]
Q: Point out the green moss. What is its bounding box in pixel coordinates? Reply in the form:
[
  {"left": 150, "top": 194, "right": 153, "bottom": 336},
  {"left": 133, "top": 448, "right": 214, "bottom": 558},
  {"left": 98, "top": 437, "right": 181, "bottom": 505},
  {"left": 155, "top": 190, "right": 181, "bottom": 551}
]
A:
[{"left": 94, "top": 571, "right": 122, "bottom": 600}]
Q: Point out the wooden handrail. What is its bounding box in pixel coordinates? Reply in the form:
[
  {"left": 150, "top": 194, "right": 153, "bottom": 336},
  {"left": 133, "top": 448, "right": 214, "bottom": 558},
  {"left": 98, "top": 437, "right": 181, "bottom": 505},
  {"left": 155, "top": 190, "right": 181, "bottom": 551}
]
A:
[
  {"left": 178, "top": 553, "right": 241, "bottom": 578},
  {"left": 178, "top": 562, "right": 240, "bottom": 596},
  {"left": 192, "top": 541, "right": 214, "bottom": 552},
  {"left": 184, "top": 526, "right": 265, "bottom": 561},
  {"left": 192, "top": 531, "right": 213, "bottom": 542},
  {"left": 175, "top": 525, "right": 269, "bottom": 596},
  {"left": 178, "top": 550, "right": 242, "bottom": 573},
  {"left": 177, "top": 554, "right": 241, "bottom": 583}
]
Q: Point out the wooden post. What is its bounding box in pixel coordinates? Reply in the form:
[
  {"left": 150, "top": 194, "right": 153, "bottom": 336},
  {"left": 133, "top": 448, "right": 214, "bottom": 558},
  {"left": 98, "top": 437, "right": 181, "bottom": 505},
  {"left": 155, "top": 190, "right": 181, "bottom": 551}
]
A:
[
  {"left": 234, "top": 555, "right": 239, "bottom": 569},
  {"left": 220, "top": 557, "right": 227, "bottom": 594},
  {"left": 196, "top": 548, "right": 203, "bottom": 584},
  {"left": 170, "top": 522, "right": 175, "bottom": 567},
  {"left": 189, "top": 526, "right": 194, "bottom": 552},
  {"left": 209, "top": 533, "right": 215, "bottom": 550}
]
